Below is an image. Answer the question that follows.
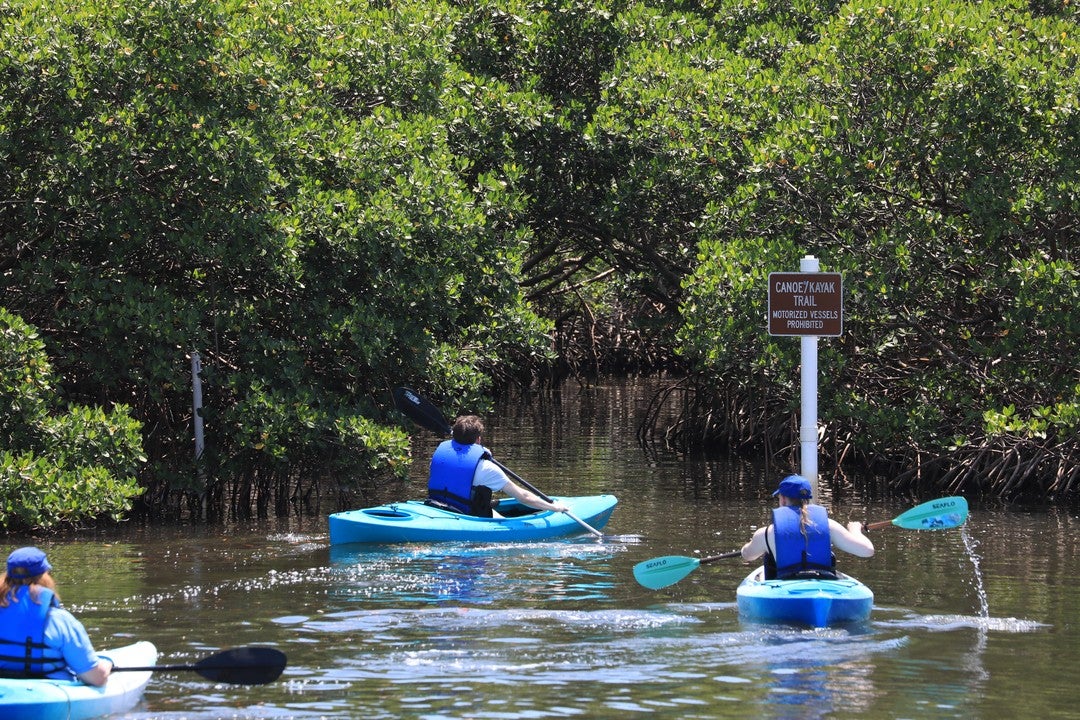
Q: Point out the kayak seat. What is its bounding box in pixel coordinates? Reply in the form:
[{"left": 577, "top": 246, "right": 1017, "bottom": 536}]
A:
[
  {"left": 779, "top": 569, "right": 840, "bottom": 581},
  {"left": 493, "top": 503, "right": 542, "bottom": 519},
  {"left": 764, "top": 553, "right": 838, "bottom": 581},
  {"left": 424, "top": 497, "right": 541, "bottom": 520},
  {"left": 423, "top": 497, "right": 502, "bottom": 516},
  {"left": 425, "top": 498, "right": 465, "bottom": 513}
]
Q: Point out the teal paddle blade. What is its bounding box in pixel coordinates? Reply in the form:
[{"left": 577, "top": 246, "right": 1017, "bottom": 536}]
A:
[
  {"left": 891, "top": 496, "right": 968, "bottom": 530},
  {"left": 633, "top": 555, "right": 701, "bottom": 590}
]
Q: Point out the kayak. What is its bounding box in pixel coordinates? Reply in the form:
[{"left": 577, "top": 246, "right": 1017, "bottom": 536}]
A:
[
  {"left": 736, "top": 566, "right": 874, "bottom": 627},
  {"left": 328, "top": 494, "right": 617, "bottom": 544},
  {"left": 0, "top": 640, "right": 156, "bottom": 720}
]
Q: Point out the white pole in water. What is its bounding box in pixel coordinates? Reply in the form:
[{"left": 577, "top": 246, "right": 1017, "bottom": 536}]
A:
[
  {"left": 191, "top": 352, "right": 205, "bottom": 462},
  {"left": 799, "top": 255, "right": 820, "bottom": 498}
]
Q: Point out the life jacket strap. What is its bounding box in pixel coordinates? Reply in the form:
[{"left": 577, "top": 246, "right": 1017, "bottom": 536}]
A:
[{"left": 0, "top": 636, "right": 65, "bottom": 678}]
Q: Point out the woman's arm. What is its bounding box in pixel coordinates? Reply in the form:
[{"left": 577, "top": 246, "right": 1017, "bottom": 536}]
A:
[
  {"left": 77, "top": 658, "right": 113, "bottom": 687},
  {"left": 829, "top": 519, "right": 875, "bottom": 558},
  {"left": 741, "top": 526, "right": 769, "bottom": 561}
]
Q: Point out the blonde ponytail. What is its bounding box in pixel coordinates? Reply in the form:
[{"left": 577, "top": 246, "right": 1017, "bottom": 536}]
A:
[{"left": 789, "top": 499, "right": 817, "bottom": 544}]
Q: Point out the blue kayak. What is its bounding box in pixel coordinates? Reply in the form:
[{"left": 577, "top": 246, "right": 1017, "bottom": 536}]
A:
[
  {"left": 0, "top": 640, "right": 156, "bottom": 720},
  {"left": 328, "top": 494, "right": 617, "bottom": 544},
  {"left": 736, "top": 567, "right": 873, "bottom": 627}
]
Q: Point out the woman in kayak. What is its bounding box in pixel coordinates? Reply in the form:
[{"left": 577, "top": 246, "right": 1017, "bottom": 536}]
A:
[
  {"left": 428, "top": 415, "right": 569, "bottom": 517},
  {"left": 0, "top": 547, "right": 113, "bottom": 686},
  {"left": 741, "top": 475, "right": 874, "bottom": 579}
]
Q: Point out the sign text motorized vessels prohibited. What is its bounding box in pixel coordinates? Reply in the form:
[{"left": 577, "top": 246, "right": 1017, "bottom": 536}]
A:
[{"left": 767, "top": 272, "right": 843, "bottom": 336}]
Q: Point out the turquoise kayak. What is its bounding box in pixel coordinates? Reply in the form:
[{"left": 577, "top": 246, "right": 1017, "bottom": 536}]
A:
[
  {"left": 736, "top": 567, "right": 873, "bottom": 627},
  {"left": 328, "top": 494, "right": 617, "bottom": 544},
  {"left": 0, "top": 640, "right": 156, "bottom": 720}
]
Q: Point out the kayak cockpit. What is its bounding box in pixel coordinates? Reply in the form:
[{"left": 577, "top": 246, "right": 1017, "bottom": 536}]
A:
[{"left": 422, "top": 497, "right": 544, "bottom": 520}]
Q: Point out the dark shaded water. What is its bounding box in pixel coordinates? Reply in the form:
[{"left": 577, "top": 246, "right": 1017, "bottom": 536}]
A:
[{"left": 10, "top": 380, "right": 1076, "bottom": 718}]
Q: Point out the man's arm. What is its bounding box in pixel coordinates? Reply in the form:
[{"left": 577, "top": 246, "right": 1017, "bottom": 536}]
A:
[{"left": 499, "top": 479, "right": 570, "bottom": 513}]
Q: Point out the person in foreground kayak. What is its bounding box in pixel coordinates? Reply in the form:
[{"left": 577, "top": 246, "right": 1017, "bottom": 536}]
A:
[
  {"left": 741, "top": 475, "right": 874, "bottom": 579},
  {"left": 428, "top": 415, "right": 570, "bottom": 517},
  {"left": 0, "top": 546, "right": 113, "bottom": 686}
]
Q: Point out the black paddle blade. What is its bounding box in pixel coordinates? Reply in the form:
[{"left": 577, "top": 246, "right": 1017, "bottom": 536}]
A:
[
  {"left": 194, "top": 646, "right": 287, "bottom": 685},
  {"left": 393, "top": 386, "right": 452, "bottom": 435}
]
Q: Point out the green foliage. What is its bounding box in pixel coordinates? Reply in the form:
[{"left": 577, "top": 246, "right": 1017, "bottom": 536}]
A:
[
  {"left": 1, "top": 0, "right": 1077, "bottom": 506},
  {"left": 0, "top": 0, "right": 551, "bottom": 516},
  {"left": 0, "top": 306, "right": 52, "bottom": 448},
  {"left": 0, "top": 453, "right": 143, "bottom": 529},
  {"left": 0, "top": 308, "right": 145, "bottom": 531},
  {"left": 676, "top": 0, "right": 1080, "bottom": 494}
]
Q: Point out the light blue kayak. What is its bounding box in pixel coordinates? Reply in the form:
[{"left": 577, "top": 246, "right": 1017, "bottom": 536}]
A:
[
  {"left": 328, "top": 494, "right": 617, "bottom": 545},
  {"left": 0, "top": 640, "right": 156, "bottom": 720},
  {"left": 736, "top": 567, "right": 874, "bottom": 627}
]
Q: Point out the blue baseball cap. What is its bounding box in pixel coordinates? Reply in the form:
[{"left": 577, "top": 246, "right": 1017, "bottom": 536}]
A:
[
  {"left": 6, "top": 547, "right": 52, "bottom": 578},
  {"left": 773, "top": 475, "right": 813, "bottom": 499}
]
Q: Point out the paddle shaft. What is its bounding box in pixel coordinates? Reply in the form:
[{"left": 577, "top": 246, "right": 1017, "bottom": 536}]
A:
[
  {"left": 487, "top": 456, "right": 604, "bottom": 538},
  {"left": 115, "top": 664, "right": 207, "bottom": 673},
  {"left": 699, "top": 550, "right": 742, "bottom": 564},
  {"left": 864, "top": 519, "right": 895, "bottom": 531}
]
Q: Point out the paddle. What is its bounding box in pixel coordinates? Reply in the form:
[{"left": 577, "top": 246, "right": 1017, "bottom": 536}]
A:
[
  {"left": 633, "top": 550, "right": 742, "bottom": 590},
  {"left": 392, "top": 386, "right": 606, "bottom": 539},
  {"left": 114, "top": 646, "right": 287, "bottom": 685},
  {"left": 633, "top": 496, "right": 970, "bottom": 590},
  {"left": 863, "top": 495, "right": 969, "bottom": 531}
]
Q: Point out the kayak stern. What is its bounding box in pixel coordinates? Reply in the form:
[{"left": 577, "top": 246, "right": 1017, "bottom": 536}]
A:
[
  {"left": 736, "top": 567, "right": 873, "bottom": 628},
  {"left": 0, "top": 640, "right": 156, "bottom": 720}
]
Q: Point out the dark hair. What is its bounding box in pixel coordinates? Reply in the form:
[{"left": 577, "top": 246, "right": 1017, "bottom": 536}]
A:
[{"left": 451, "top": 415, "right": 484, "bottom": 444}]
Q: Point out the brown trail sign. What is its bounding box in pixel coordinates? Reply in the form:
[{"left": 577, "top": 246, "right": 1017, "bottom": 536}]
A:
[{"left": 767, "top": 272, "right": 843, "bottom": 337}]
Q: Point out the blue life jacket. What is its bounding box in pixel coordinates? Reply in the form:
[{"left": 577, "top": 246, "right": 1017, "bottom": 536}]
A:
[
  {"left": 769, "top": 505, "right": 836, "bottom": 579},
  {"left": 0, "top": 586, "right": 67, "bottom": 678},
  {"left": 428, "top": 440, "right": 489, "bottom": 515}
]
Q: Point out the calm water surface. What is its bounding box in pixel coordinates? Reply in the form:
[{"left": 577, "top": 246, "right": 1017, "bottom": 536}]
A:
[{"left": 12, "top": 381, "right": 1076, "bottom": 719}]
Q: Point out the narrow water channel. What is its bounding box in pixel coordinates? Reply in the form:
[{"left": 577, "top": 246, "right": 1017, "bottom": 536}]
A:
[{"left": 14, "top": 380, "right": 1076, "bottom": 719}]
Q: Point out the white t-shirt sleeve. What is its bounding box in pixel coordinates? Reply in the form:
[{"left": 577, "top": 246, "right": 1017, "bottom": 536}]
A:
[{"left": 473, "top": 458, "right": 509, "bottom": 492}]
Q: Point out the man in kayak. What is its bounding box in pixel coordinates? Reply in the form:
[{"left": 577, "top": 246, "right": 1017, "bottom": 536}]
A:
[
  {"left": 0, "top": 547, "right": 114, "bottom": 686},
  {"left": 428, "top": 415, "right": 570, "bottom": 517},
  {"left": 740, "top": 475, "right": 874, "bottom": 579}
]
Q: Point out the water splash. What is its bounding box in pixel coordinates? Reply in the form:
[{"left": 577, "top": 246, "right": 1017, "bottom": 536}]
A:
[
  {"left": 960, "top": 526, "right": 990, "bottom": 618},
  {"left": 874, "top": 612, "right": 1047, "bottom": 634}
]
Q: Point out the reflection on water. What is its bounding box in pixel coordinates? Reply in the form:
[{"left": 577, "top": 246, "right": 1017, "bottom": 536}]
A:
[
  {"left": 51, "top": 526, "right": 1061, "bottom": 720},
  {"left": 14, "top": 379, "right": 1078, "bottom": 719},
  {"left": 259, "top": 595, "right": 1043, "bottom": 720},
  {"left": 272, "top": 598, "right": 913, "bottom": 719},
  {"left": 327, "top": 540, "right": 630, "bottom": 606}
]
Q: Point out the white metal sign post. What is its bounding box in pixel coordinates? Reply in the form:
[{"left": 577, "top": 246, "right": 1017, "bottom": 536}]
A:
[{"left": 767, "top": 256, "right": 843, "bottom": 498}]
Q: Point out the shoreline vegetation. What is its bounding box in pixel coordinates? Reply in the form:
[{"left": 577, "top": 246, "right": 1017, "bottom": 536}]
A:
[{"left": 2, "top": 0, "right": 1077, "bottom": 530}]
